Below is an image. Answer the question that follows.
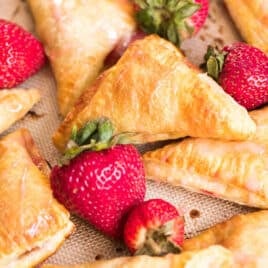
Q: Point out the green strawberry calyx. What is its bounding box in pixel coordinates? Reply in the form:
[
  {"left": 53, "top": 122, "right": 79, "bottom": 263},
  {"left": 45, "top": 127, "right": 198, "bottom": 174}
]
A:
[
  {"left": 63, "top": 118, "right": 136, "bottom": 162},
  {"left": 134, "top": 0, "right": 201, "bottom": 46},
  {"left": 134, "top": 218, "right": 182, "bottom": 256},
  {"left": 202, "top": 45, "right": 227, "bottom": 81}
]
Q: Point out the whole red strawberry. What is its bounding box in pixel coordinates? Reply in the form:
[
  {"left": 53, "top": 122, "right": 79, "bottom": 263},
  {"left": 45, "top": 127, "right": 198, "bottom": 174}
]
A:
[
  {"left": 0, "top": 19, "right": 45, "bottom": 88},
  {"left": 51, "top": 118, "right": 146, "bottom": 238},
  {"left": 134, "top": 0, "right": 209, "bottom": 46},
  {"left": 204, "top": 42, "right": 268, "bottom": 110},
  {"left": 123, "top": 199, "right": 184, "bottom": 256}
]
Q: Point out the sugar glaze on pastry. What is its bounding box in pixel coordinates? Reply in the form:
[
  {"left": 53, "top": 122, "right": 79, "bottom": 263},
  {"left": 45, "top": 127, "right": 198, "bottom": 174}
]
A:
[
  {"left": 0, "top": 88, "right": 40, "bottom": 134},
  {"left": 183, "top": 210, "right": 268, "bottom": 267},
  {"left": 0, "top": 129, "right": 74, "bottom": 268},
  {"left": 143, "top": 137, "right": 268, "bottom": 208},
  {"left": 27, "top": 0, "right": 136, "bottom": 115},
  {"left": 53, "top": 35, "right": 256, "bottom": 152}
]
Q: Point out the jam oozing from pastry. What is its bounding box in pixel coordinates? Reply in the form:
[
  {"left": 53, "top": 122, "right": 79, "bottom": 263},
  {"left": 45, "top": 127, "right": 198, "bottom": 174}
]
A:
[{"left": 104, "top": 30, "right": 147, "bottom": 68}]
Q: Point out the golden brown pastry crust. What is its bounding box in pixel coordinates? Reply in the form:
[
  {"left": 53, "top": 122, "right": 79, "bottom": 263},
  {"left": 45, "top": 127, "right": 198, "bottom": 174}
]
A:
[
  {"left": 42, "top": 245, "right": 235, "bottom": 268},
  {"left": 224, "top": 0, "right": 268, "bottom": 54},
  {"left": 53, "top": 35, "right": 256, "bottom": 152},
  {"left": 0, "top": 88, "right": 40, "bottom": 134},
  {"left": 249, "top": 106, "right": 268, "bottom": 147},
  {"left": 27, "top": 0, "right": 136, "bottom": 116},
  {"left": 44, "top": 211, "right": 268, "bottom": 267},
  {"left": 0, "top": 129, "right": 74, "bottom": 267},
  {"left": 183, "top": 210, "right": 268, "bottom": 267},
  {"left": 143, "top": 137, "right": 268, "bottom": 208}
]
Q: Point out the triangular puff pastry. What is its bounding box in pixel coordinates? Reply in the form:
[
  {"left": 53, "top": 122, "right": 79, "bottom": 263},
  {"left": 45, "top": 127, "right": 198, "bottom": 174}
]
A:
[
  {"left": 42, "top": 245, "right": 235, "bottom": 268},
  {"left": 183, "top": 210, "right": 268, "bottom": 267},
  {"left": 224, "top": 0, "right": 268, "bottom": 54},
  {"left": 0, "top": 88, "right": 40, "bottom": 134},
  {"left": 53, "top": 35, "right": 256, "bottom": 152},
  {"left": 143, "top": 136, "right": 268, "bottom": 208},
  {"left": 0, "top": 129, "right": 74, "bottom": 267},
  {"left": 27, "top": 0, "right": 136, "bottom": 116}
]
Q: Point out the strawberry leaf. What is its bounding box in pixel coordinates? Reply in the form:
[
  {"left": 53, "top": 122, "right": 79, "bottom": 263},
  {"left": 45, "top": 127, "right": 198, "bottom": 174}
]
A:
[
  {"left": 178, "top": 2, "right": 200, "bottom": 18},
  {"left": 134, "top": 0, "right": 201, "bottom": 46},
  {"left": 98, "top": 118, "right": 114, "bottom": 142},
  {"left": 202, "top": 46, "right": 227, "bottom": 81},
  {"left": 75, "top": 120, "right": 98, "bottom": 145},
  {"left": 206, "top": 56, "right": 220, "bottom": 81},
  {"left": 134, "top": 219, "right": 182, "bottom": 256},
  {"left": 167, "top": 21, "right": 178, "bottom": 45},
  {"left": 64, "top": 118, "right": 139, "bottom": 161}
]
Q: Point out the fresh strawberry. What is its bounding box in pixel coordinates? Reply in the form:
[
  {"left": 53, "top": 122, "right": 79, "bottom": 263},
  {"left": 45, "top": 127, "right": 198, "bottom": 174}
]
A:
[
  {"left": 123, "top": 199, "right": 184, "bottom": 256},
  {"left": 50, "top": 118, "right": 146, "bottom": 238},
  {"left": 190, "top": 0, "right": 209, "bottom": 34},
  {"left": 0, "top": 19, "right": 45, "bottom": 88},
  {"left": 204, "top": 42, "right": 268, "bottom": 110},
  {"left": 134, "top": 0, "right": 209, "bottom": 46}
]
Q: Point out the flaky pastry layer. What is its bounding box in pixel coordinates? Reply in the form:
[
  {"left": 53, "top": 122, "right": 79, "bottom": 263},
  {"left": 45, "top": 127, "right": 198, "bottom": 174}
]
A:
[
  {"left": 224, "top": 0, "right": 268, "bottom": 54},
  {"left": 0, "top": 88, "right": 40, "bottom": 134},
  {"left": 0, "top": 129, "right": 74, "bottom": 267},
  {"left": 53, "top": 35, "right": 255, "bottom": 152},
  {"left": 27, "top": 0, "right": 136, "bottom": 115}
]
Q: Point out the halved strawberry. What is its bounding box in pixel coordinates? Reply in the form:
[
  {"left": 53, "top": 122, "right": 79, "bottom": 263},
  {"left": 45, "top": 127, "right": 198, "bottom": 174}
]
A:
[{"left": 123, "top": 198, "right": 184, "bottom": 256}]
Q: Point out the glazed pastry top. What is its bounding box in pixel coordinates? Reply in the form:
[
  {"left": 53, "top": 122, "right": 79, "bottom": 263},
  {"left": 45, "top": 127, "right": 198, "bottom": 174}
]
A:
[
  {"left": 53, "top": 35, "right": 256, "bottom": 152},
  {"left": 27, "top": 0, "right": 136, "bottom": 115},
  {"left": 0, "top": 129, "right": 73, "bottom": 267}
]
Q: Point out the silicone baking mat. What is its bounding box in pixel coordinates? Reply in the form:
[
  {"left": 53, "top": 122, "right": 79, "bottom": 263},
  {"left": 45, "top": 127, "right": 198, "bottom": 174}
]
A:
[{"left": 0, "top": 0, "right": 255, "bottom": 265}]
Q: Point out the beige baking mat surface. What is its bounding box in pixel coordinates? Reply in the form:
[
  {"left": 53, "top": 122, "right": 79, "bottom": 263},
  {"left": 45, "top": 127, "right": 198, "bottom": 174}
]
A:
[{"left": 0, "top": 0, "right": 256, "bottom": 266}]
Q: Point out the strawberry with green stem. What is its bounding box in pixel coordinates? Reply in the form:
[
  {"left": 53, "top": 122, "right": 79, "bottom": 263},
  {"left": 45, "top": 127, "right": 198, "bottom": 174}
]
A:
[
  {"left": 203, "top": 42, "right": 268, "bottom": 110},
  {"left": 51, "top": 118, "right": 146, "bottom": 238}
]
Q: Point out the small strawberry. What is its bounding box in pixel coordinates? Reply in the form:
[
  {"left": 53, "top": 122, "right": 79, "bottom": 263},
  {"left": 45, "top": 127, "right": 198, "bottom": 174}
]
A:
[
  {"left": 0, "top": 19, "right": 45, "bottom": 88},
  {"left": 50, "top": 118, "right": 146, "bottom": 238},
  {"left": 203, "top": 42, "right": 268, "bottom": 110},
  {"left": 123, "top": 199, "right": 184, "bottom": 256},
  {"left": 134, "top": 0, "right": 209, "bottom": 46}
]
